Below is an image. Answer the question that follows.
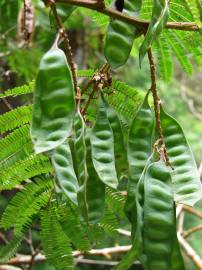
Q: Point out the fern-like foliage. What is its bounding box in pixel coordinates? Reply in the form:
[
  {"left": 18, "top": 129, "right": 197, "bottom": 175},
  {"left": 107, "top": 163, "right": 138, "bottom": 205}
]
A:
[
  {"left": 154, "top": 35, "right": 173, "bottom": 81},
  {"left": 0, "top": 234, "right": 23, "bottom": 264},
  {"left": 0, "top": 105, "right": 32, "bottom": 134},
  {"left": 0, "top": 125, "right": 31, "bottom": 162},
  {"left": 0, "top": 81, "right": 34, "bottom": 98},
  {"left": 106, "top": 187, "right": 126, "bottom": 217},
  {"left": 77, "top": 69, "right": 96, "bottom": 77},
  {"left": 104, "top": 80, "right": 144, "bottom": 120},
  {"left": 140, "top": 0, "right": 202, "bottom": 80},
  {"left": 165, "top": 29, "right": 193, "bottom": 75},
  {"left": 0, "top": 154, "right": 52, "bottom": 190},
  {"left": 58, "top": 204, "right": 90, "bottom": 251},
  {"left": 0, "top": 178, "right": 52, "bottom": 233},
  {"left": 41, "top": 207, "right": 74, "bottom": 270},
  {"left": 99, "top": 206, "right": 119, "bottom": 235}
]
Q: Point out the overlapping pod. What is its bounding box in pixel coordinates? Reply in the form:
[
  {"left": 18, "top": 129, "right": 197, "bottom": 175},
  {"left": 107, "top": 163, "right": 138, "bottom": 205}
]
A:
[
  {"left": 106, "top": 105, "right": 127, "bottom": 178},
  {"left": 74, "top": 110, "right": 88, "bottom": 220},
  {"left": 139, "top": 0, "right": 169, "bottom": 64},
  {"left": 104, "top": 0, "right": 142, "bottom": 69},
  {"left": 161, "top": 107, "right": 202, "bottom": 206},
  {"left": 31, "top": 44, "right": 75, "bottom": 154},
  {"left": 125, "top": 93, "right": 153, "bottom": 221},
  {"left": 86, "top": 130, "right": 105, "bottom": 224},
  {"left": 115, "top": 160, "right": 150, "bottom": 270},
  {"left": 50, "top": 142, "right": 79, "bottom": 205},
  {"left": 90, "top": 97, "right": 118, "bottom": 189},
  {"left": 143, "top": 160, "right": 175, "bottom": 270}
]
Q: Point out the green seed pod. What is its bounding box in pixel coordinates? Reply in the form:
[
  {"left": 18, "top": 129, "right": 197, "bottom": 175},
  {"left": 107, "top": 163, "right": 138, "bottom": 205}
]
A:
[
  {"left": 90, "top": 97, "right": 118, "bottom": 189},
  {"left": 139, "top": 0, "right": 169, "bottom": 65},
  {"left": 161, "top": 107, "right": 202, "bottom": 206},
  {"left": 50, "top": 142, "right": 79, "bottom": 205},
  {"left": 86, "top": 129, "right": 105, "bottom": 224},
  {"left": 115, "top": 159, "right": 150, "bottom": 270},
  {"left": 104, "top": 0, "right": 142, "bottom": 69},
  {"left": 74, "top": 109, "right": 88, "bottom": 220},
  {"left": 125, "top": 93, "right": 154, "bottom": 222},
  {"left": 143, "top": 160, "right": 175, "bottom": 270},
  {"left": 106, "top": 105, "right": 127, "bottom": 178},
  {"left": 31, "top": 44, "right": 75, "bottom": 154}
]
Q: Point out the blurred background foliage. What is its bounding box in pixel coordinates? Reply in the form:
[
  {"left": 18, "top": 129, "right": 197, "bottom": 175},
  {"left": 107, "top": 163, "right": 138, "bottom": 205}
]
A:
[{"left": 0, "top": 0, "right": 202, "bottom": 269}]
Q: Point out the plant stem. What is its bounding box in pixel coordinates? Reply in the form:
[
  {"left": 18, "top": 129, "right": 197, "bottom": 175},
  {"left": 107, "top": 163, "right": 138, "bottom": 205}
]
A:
[
  {"left": 147, "top": 47, "right": 170, "bottom": 166},
  {"left": 56, "top": 0, "right": 199, "bottom": 32},
  {"left": 43, "top": 0, "right": 78, "bottom": 92}
]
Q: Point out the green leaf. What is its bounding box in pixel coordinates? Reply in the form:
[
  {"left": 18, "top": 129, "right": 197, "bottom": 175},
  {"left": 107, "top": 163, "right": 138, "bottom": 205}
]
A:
[
  {"left": 41, "top": 207, "right": 74, "bottom": 270},
  {"left": 1, "top": 178, "right": 52, "bottom": 233},
  {"left": 0, "top": 234, "right": 23, "bottom": 264},
  {"left": 0, "top": 81, "right": 34, "bottom": 98},
  {"left": 154, "top": 34, "right": 173, "bottom": 81},
  {"left": 0, "top": 105, "right": 32, "bottom": 134},
  {"left": 59, "top": 204, "right": 90, "bottom": 251},
  {"left": 139, "top": 0, "right": 169, "bottom": 64},
  {"left": 165, "top": 30, "right": 193, "bottom": 75}
]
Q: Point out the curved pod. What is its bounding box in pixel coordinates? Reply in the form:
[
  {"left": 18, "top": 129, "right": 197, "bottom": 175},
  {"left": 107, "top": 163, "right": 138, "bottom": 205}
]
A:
[
  {"left": 125, "top": 93, "right": 153, "bottom": 221},
  {"left": 51, "top": 142, "right": 79, "bottom": 205},
  {"left": 31, "top": 46, "right": 75, "bottom": 154},
  {"left": 161, "top": 107, "right": 202, "bottom": 206},
  {"left": 104, "top": 0, "right": 142, "bottom": 69},
  {"left": 90, "top": 97, "right": 118, "bottom": 189}
]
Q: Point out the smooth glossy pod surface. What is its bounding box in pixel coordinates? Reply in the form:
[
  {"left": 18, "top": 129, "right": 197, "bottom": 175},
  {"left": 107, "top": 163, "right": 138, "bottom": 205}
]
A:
[
  {"left": 143, "top": 160, "right": 175, "bottom": 270},
  {"left": 125, "top": 94, "right": 153, "bottom": 220},
  {"left": 104, "top": 0, "right": 142, "bottom": 69},
  {"left": 90, "top": 98, "right": 118, "bottom": 189},
  {"left": 161, "top": 107, "right": 202, "bottom": 206},
  {"left": 31, "top": 47, "right": 75, "bottom": 154},
  {"left": 51, "top": 142, "right": 79, "bottom": 205}
]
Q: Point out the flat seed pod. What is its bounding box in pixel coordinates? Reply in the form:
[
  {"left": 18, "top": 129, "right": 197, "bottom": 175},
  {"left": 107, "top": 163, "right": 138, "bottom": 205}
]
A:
[
  {"left": 86, "top": 130, "right": 105, "bottom": 224},
  {"left": 143, "top": 160, "right": 175, "bottom": 270},
  {"left": 104, "top": 0, "right": 142, "bottom": 69},
  {"left": 31, "top": 45, "right": 75, "bottom": 154},
  {"left": 115, "top": 160, "right": 149, "bottom": 270},
  {"left": 50, "top": 142, "right": 79, "bottom": 205},
  {"left": 74, "top": 110, "right": 88, "bottom": 220},
  {"left": 90, "top": 97, "right": 118, "bottom": 189},
  {"left": 125, "top": 93, "right": 154, "bottom": 221},
  {"left": 106, "top": 105, "right": 127, "bottom": 178},
  {"left": 139, "top": 0, "right": 169, "bottom": 65},
  {"left": 161, "top": 107, "right": 202, "bottom": 206}
]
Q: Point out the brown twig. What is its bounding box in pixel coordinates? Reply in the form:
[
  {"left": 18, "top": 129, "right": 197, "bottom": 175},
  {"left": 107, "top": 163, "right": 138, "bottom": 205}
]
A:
[
  {"left": 56, "top": 0, "right": 199, "bottom": 32},
  {"left": 7, "top": 245, "right": 132, "bottom": 265},
  {"left": 43, "top": 0, "right": 78, "bottom": 92},
  {"left": 178, "top": 233, "right": 202, "bottom": 270},
  {"left": 81, "top": 63, "right": 110, "bottom": 95},
  {"left": 183, "top": 205, "right": 202, "bottom": 219},
  {"left": 183, "top": 224, "right": 202, "bottom": 238},
  {"left": 147, "top": 48, "right": 170, "bottom": 166}
]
